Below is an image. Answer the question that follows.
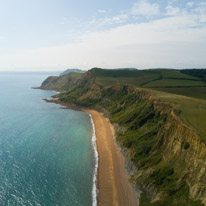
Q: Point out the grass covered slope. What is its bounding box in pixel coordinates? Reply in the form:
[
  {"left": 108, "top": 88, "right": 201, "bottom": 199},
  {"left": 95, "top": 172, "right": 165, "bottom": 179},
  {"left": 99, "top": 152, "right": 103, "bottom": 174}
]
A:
[
  {"left": 92, "top": 68, "right": 206, "bottom": 98},
  {"left": 42, "top": 67, "right": 206, "bottom": 99},
  {"left": 42, "top": 68, "right": 206, "bottom": 205},
  {"left": 40, "top": 72, "right": 83, "bottom": 91},
  {"left": 93, "top": 68, "right": 206, "bottom": 139},
  {"left": 42, "top": 68, "right": 206, "bottom": 141},
  {"left": 99, "top": 86, "right": 205, "bottom": 206},
  {"left": 152, "top": 90, "right": 206, "bottom": 139}
]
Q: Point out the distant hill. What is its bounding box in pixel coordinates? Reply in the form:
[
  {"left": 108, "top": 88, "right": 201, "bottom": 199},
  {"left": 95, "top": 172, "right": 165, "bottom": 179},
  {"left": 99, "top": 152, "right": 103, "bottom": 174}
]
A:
[
  {"left": 92, "top": 67, "right": 137, "bottom": 71},
  {"left": 114, "top": 68, "right": 137, "bottom": 70},
  {"left": 60, "top": 69, "right": 84, "bottom": 76},
  {"left": 148, "top": 68, "right": 176, "bottom": 70}
]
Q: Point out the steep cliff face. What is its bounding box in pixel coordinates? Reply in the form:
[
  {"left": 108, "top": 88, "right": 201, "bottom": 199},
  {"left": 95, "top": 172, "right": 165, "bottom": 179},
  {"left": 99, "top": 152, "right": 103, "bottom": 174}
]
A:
[
  {"left": 159, "top": 111, "right": 206, "bottom": 204},
  {"left": 122, "top": 88, "right": 206, "bottom": 205},
  {"left": 42, "top": 69, "right": 206, "bottom": 205},
  {"left": 88, "top": 85, "right": 204, "bottom": 205}
]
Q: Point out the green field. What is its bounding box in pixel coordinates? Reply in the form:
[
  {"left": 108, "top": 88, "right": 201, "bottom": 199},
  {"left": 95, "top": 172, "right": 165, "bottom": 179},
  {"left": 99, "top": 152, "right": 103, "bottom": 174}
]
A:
[
  {"left": 92, "top": 68, "right": 206, "bottom": 140},
  {"left": 93, "top": 68, "right": 206, "bottom": 97},
  {"left": 92, "top": 67, "right": 155, "bottom": 77},
  {"left": 151, "top": 89, "right": 206, "bottom": 139},
  {"left": 143, "top": 79, "right": 206, "bottom": 87},
  {"left": 148, "top": 69, "right": 200, "bottom": 79},
  {"left": 150, "top": 87, "right": 206, "bottom": 100},
  {"left": 95, "top": 75, "right": 159, "bottom": 88},
  {"left": 94, "top": 68, "right": 206, "bottom": 93}
]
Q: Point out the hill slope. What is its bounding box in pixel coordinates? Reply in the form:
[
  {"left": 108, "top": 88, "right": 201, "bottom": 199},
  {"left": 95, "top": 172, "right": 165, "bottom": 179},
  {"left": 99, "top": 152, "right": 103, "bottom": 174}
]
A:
[
  {"left": 40, "top": 72, "right": 83, "bottom": 91},
  {"left": 41, "top": 68, "right": 206, "bottom": 205}
]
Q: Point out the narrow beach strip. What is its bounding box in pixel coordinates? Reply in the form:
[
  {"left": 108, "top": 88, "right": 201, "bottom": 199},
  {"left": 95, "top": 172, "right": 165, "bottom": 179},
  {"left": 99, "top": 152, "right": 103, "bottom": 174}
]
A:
[{"left": 86, "top": 110, "right": 137, "bottom": 206}]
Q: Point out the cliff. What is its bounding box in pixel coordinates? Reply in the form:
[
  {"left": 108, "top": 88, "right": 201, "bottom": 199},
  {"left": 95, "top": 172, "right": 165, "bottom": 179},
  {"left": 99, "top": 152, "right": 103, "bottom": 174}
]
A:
[{"left": 41, "top": 68, "right": 206, "bottom": 205}]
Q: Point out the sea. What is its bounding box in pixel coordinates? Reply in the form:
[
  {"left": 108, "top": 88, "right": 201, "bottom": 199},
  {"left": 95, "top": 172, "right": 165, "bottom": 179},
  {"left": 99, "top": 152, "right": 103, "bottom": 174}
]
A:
[{"left": 0, "top": 72, "right": 97, "bottom": 206}]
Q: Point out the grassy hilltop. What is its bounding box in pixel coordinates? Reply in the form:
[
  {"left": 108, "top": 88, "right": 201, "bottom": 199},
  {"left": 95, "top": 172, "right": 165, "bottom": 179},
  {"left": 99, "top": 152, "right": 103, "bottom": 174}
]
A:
[
  {"left": 92, "top": 68, "right": 206, "bottom": 99},
  {"left": 41, "top": 68, "right": 206, "bottom": 205},
  {"left": 90, "top": 68, "right": 206, "bottom": 139}
]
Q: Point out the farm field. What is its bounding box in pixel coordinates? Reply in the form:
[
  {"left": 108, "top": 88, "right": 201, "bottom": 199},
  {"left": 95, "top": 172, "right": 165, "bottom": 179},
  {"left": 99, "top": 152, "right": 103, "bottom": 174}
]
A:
[
  {"left": 92, "top": 68, "right": 206, "bottom": 140},
  {"left": 150, "top": 89, "right": 206, "bottom": 140}
]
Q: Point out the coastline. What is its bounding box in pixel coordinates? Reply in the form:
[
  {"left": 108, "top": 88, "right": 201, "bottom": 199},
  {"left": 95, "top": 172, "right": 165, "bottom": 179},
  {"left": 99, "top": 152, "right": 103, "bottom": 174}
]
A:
[
  {"left": 86, "top": 110, "right": 137, "bottom": 206},
  {"left": 44, "top": 98, "right": 138, "bottom": 206},
  {"left": 89, "top": 113, "right": 98, "bottom": 206}
]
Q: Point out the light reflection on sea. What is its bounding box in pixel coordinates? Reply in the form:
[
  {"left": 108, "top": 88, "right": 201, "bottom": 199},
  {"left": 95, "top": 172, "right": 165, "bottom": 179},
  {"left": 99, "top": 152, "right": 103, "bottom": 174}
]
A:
[{"left": 0, "top": 73, "right": 95, "bottom": 206}]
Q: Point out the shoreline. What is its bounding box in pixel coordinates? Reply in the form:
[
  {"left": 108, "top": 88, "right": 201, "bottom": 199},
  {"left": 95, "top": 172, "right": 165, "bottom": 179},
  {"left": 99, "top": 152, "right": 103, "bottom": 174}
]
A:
[
  {"left": 44, "top": 98, "right": 138, "bottom": 206},
  {"left": 86, "top": 110, "right": 138, "bottom": 206},
  {"left": 88, "top": 113, "right": 98, "bottom": 206}
]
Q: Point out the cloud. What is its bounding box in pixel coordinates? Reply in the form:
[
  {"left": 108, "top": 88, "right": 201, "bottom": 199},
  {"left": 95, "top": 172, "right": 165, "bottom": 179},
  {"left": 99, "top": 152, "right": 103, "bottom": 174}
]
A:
[
  {"left": 97, "top": 10, "right": 106, "bottom": 13},
  {"left": 0, "top": 1, "right": 206, "bottom": 71},
  {"left": 131, "top": 0, "right": 160, "bottom": 19},
  {"left": 60, "top": 17, "right": 68, "bottom": 25},
  {"left": 186, "top": 2, "right": 195, "bottom": 7},
  {"left": 194, "top": 2, "right": 206, "bottom": 13},
  {"left": 99, "top": 14, "right": 128, "bottom": 25},
  {"left": 200, "top": 2, "right": 206, "bottom": 6},
  {"left": 1, "top": 11, "right": 205, "bottom": 71},
  {"left": 168, "top": 0, "right": 179, "bottom": 5},
  {"left": 165, "top": 6, "right": 181, "bottom": 16},
  {"left": 90, "top": 14, "right": 128, "bottom": 27},
  {"left": 192, "top": 2, "right": 206, "bottom": 23}
]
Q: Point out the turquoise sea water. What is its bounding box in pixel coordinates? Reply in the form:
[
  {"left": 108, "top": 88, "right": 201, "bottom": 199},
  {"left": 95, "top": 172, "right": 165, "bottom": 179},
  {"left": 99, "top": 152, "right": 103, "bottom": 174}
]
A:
[{"left": 0, "top": 73, "right": 95, "bottom": 206}]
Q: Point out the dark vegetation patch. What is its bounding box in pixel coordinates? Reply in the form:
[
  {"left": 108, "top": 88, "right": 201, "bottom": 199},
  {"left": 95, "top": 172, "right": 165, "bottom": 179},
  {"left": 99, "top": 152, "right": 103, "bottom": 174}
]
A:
[
  {"left": 183, "top": 142, "right": 190, "bottom": 150},
  {"left": 181, "top": 69, "right": 206, "bottom": 82}
]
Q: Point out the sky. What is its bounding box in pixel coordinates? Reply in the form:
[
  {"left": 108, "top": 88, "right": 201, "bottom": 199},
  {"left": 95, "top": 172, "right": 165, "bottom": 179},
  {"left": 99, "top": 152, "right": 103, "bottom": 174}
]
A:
[{"left": 0, "top": 0, "right": 205, "bottom": 71}]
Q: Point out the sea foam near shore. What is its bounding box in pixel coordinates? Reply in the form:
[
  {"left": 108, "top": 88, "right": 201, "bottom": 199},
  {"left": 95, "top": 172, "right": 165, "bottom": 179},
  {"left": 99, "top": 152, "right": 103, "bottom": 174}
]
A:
[{"left": 89, "top": 114, "right": 98, "bottom": 206}]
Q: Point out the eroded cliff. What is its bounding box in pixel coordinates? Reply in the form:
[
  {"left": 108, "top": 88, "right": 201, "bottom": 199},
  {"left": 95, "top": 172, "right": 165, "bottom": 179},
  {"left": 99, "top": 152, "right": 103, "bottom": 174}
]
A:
[{"left": 42, "top": 69, "right": 206, "bottom": 205}]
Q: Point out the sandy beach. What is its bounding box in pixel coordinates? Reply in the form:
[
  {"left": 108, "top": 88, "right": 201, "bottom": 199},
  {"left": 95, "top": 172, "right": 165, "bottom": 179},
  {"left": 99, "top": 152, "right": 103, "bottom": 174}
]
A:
[{"left": 86, "top": 110, "right": 137, "bottom": 206}]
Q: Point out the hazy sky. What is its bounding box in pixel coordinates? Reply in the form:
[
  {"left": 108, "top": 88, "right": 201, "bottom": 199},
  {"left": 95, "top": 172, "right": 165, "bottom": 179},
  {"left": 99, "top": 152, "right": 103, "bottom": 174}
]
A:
[{"left": 0, "top": 0, "right": 205, "bottom": 71}]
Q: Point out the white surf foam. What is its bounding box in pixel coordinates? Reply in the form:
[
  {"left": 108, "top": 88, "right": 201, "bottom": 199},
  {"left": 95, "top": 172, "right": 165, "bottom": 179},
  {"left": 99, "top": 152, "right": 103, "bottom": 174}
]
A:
[{"left": 89, "top": 114, "right": 98, "bottom": 206}]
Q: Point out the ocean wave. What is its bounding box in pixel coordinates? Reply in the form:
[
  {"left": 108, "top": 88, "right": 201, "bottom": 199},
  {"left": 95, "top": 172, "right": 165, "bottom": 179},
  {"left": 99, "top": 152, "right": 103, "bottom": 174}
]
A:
[{"left": 89, "top": 114, "right": 98, "bottom": 206}]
